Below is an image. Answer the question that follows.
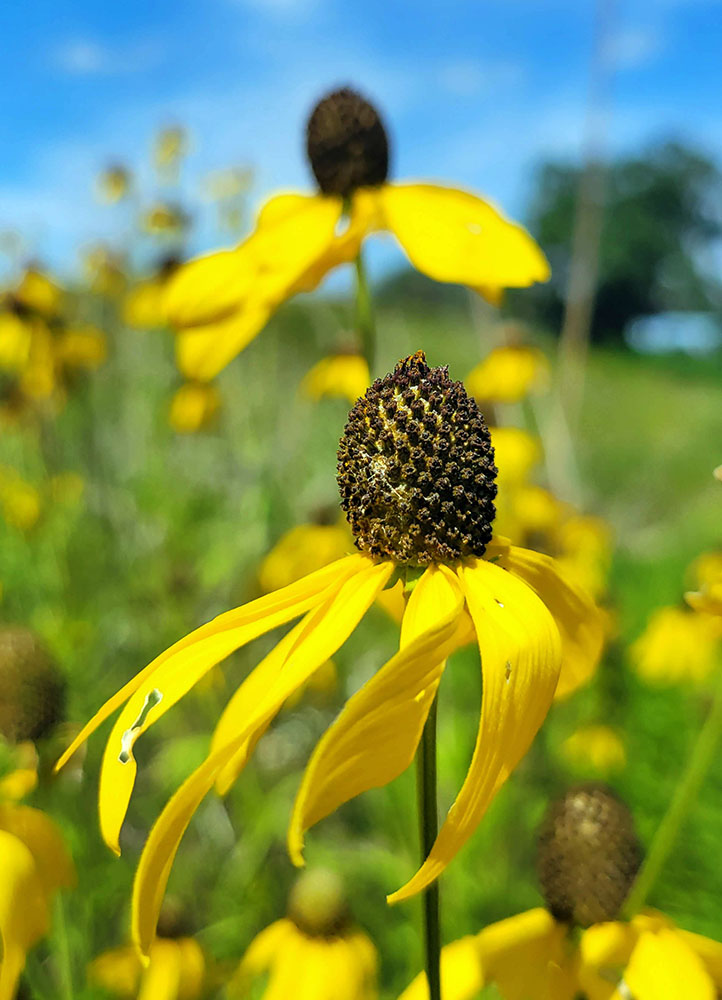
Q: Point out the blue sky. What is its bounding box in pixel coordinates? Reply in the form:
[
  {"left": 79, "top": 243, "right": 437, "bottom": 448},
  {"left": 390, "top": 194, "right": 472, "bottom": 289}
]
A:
[{"left": 1, "top": 0, "right": 720, "bottom": 278}]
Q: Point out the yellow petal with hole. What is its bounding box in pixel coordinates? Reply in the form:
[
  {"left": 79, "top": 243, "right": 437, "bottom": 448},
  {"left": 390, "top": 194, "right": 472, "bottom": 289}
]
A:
[
  {"left": 398, "top": 935, "right": 483, "bottom": 1000},
  {"left": 58, "top": 554, "right": 362, "bottom": 851},
  {"left": 164, "top": 247, "right": 256, "bottom": 329},
  {"left": 0, "top": 830, "right": 49, "bottom": 1000},
  {"left": 389, "top": 559, "right": 560, "bottom": 902},
  {"left": 381, "top": 183, "right": 550, "bottom": 289},
  {"left": 623, "top": 928, "right": 715, "bottom": 1000},
  {"left": 506, "top": 545, "right": 604, "bottom": 700},
  {"left": 131, "top": 560, "right": 391, "bottom": 955},
  {"left": 0, "top": 804, "right": 75, "bottom": 895},
  {"left": 175, "top": 301, "right": 274, "bottom": 381},
  {"left": 288, "top": 565, "right": 464, "bottom": 864}
]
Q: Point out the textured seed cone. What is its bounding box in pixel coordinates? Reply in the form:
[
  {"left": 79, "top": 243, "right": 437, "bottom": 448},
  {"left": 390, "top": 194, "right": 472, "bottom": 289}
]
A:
[
  {"left": 337, "top": 352, "right": 497, "bottom": 566},
  {"left": 288, "top": 868, "right": 351, "bottom": 938},
  {"left": 0, "top": 626, "right": 65, "bottom": 743},
  {"left": 537, "top": 784, "right": 642, "bottom": 927},
  {"left": 306, "top": 87, "right": 389, "bottom": 197}
]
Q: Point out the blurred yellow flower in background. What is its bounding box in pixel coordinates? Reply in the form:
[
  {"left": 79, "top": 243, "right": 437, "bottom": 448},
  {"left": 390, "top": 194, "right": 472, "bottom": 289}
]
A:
[
  {"left": 0, "top": 467, "right": 42, "bottom": 532},
  {"left": 165, "top": 87, "right": 549, "bottom": 382},
  {"left": 560, "top": 724, "right": 626, "bottom": 776},
  {"left": 630, "top": 605, "right": 722, "bottom": 685},
  {"left": 0, "top": 741, "right": 74, "bottom": 1000},
  {"left": 168, "top": 380, "right": 220, "bottom": 434},
  {"left": 154, "top": 126, "right": 188, "bottom": 171},
  {"left": 142, "top": 203, "right": 189, "bottom": 237},
  {"left": 57, "top": 354, "right": 601, "bottom": 955},
  {"left": 399, "top": 786, "right": 722, "bottom": 1000},
  {"left": 465, "top": 342, "right": 550, "bottom": 406},
  {"left": 97, "top": 164, "right": 132, "bottom": 204},
  {"left": 14, "top": 267, "right": 63, "bottom": 320},
  {"left": 230, "top": 869, "right": 377, "bottom": 1000},
  {"left": 259, "top": 521, "right": 351, "bottom": 594},
  {"left": 55, "top": 325, "right": 107, "bottom": 370},
  {"left": 686, "top": 549, "right": 722, "bottom": 618},
  {"left": 302, "top": 352, "right": 370, "bottom": 405}
]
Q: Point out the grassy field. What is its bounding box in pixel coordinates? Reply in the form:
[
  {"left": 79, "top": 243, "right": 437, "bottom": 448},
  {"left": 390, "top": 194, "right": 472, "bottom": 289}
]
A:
[{"left": 2, "top": 291, "right": 722, "bottom": 997}]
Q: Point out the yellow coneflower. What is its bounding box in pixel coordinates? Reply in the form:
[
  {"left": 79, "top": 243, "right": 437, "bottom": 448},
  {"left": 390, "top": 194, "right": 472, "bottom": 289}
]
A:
[
  {"left": 96, "top": 164, "right": 132, "bottom": 204},
  {"left": 168, "top": 380, "right": 221, "bottom": 434},
  {"left": 142, "top": 203, "right": 188, "bottom": 237},
  {"left": 465, "top": 342, "right": 550, "bottom": 406},
  {"left": 0, "top": 672, "right": 73, "bottom": 1000},
  {"left": 230, "top": 869, "right": 377, "bottom": 1000},
  {"left": 55, "top": 325, "right": 107, "bottom": 370},
  {"left": 124, "top": 255, "right": 182, "bottom": 329},
  {"left": 0, "top": 467, "right": 42, "bottom": 532},
  {"left": 89, "top": 901, "right": 205, "bottom": 1000},
  {"left": 302, "top": 352, "right": 371, "bottom": 406},
  {"left": 399, "top": 786, "right": 722, "bottom": 1000},
  {"left": 165, "top": 88, "right": 549, "bottom": 382},
  {"left": 686, "top": 550, "right": 722, "bottom": 618},
  {"left": 154, "top": 126, "right": 188, "bottom": 171},
  {"left": 559, "top": 724, "right": 626, "bottom": 776},
  {"left": 57, "top": 354, "right": 601, "bottom": 955},
  {"left": 630, "top": 605, "right": 722, "bottom": 685}
]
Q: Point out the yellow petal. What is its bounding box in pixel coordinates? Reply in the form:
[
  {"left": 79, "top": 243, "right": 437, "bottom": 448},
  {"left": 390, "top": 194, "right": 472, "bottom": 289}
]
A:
[
  {"left": 0, "top": 829, "right": 49, "bottom": 1000},
  {"left": 258, "top": 523, "right": 352, "bottom": 595},
  {"left": 0, "top": 804, "right": 75, "bottom": 895},
  {"left": 301, "top": 354, "right": 370, "bottom": 406},
  {"left": 175, "top": 301, "right": 274, "bottom": 381},
  {"left": 164, "top": 247, "right": 255, "bottom": 329},
  {"left": 89, "top": 945, "right": 142, "bottom": 995},
  {"left": 237, "top": 919, "right": 295, "bottom": 977},
  {"left": 398, "top": 935, "right": 483, "bottom": 1000},
  {"left": 505, "top": 545, "right": 604, "bottom": 700},
  {"left": 288, "top": 565, "right": 464, "bottom": 864},
  {"left": 211, "top": 558, "right": 393, "bottom": 794},
  {"left": 137, "top": 938, "right": 182, "bottom": 1000},
  {"left": 390, "top": 560, "right": 560, "bottom": 902},
  {"left": 477, "top": 908, "right": 570, "bottom": 1000},
  {"left": 466, "top": 346, "right": 550, "bottom": 405},
  {"left": 623, "top": 928, "right": 715, "bottom": 1000},
  {"left": 676, "top": 928, "right": 722, "bottom": 988},
  {"left": 131, "top": 560, "right": 391, "bottom": 955},
  {"left": 54, "top": 554, "right": 362, "bottom": 842},
  {"left": 175, "top": 937, "right": 205, "bottom": 1000},
  {"left": 168, "top": 381, "right": 220, "bottom": 434},
  {"left": 381, "top": 183, "right": 550, "bottom": 289}
]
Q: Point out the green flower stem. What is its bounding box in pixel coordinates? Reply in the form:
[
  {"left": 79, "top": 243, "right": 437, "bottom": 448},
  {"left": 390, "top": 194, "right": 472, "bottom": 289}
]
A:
[
  {"left": 354, "top": 249, "right": 376, "bottom": 374},
  {"left": 623, "top": 663, "right": 722, "bottom": 918},
  {"left": 53, "top": 893, "right": 75, "bottom": 1000},
  {"left": 416, "top": 695, "right": 442, "bottom": 1000}
]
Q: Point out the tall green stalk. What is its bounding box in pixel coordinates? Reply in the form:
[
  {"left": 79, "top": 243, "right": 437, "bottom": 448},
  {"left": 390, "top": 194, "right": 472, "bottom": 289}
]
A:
[
  {"left": 623, "top": 663, "right": 722, "bottom": 917},
  {"left": 354, "top": 250, "right": 376, "bottom": 374},
  {"left": 416, "top": 696, "right": 442, "bottom": 1000}
]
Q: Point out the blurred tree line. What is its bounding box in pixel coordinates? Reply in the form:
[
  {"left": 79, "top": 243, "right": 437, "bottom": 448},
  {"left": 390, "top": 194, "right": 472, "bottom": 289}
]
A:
[{"left": 380, "top": 142, "right": 722, "bottom": 347}]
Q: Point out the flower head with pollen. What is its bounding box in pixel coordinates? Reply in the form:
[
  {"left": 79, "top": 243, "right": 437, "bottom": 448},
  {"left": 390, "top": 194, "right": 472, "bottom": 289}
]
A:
[
  {"left": 164, "top": 87, "right": 549, "bottom": 384},
  {"left": 399, "top": 785, "right": 722, "bottom": 1000},
  {"left": 56, "top": 354, "right": 602, "bottom": 958}
]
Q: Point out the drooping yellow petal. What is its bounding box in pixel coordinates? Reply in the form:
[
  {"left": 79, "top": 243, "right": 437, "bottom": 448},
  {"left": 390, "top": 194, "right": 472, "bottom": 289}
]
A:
[
  {"left": 390, "top": 560, "right": 560, "bottom": 902},
  {"left": 131, "top": 560, "right": 392, "bottom": 955},
  {"left": 301, "top": 354, "right": 370, "bottom": 406},
  {"left": 164, "top": 247, "right": 256, "bottom": 329},
  {"left": 168, "top": 381, "right": 220, "bottom": 434},
  {"left": 466, "top": 345, "right": 550, "bottom": 405},
  {"left": 89, "top": 944, "right": 142, "bottom": 996},
  {"left": 175, "top": 301, "right": 274, "bottom": 381},
  {"left": 0, "top": 804, "right": 75, "bottom": 895},
  {"left": 236, "top": 919, "right": 295, "bottom": 978},
  {"left": 478, "top": 908, "right": 572, "bottom": 1000},
  {"left": 505, "top": 545, "right": 604, "bottom": 700},
  {"left": 210, "top": 559, "right": 393, "bottom": 795},
  {"left": 398, "top": 935, "right": 483, "bottom": 1000},
  {"left": 677, "top": 928, "right": 722, "bottom": 988},
  {"left": 0, "top": 829, "right": 49, "bottom": 1000},
  {"left": 380, "top": 183, "right": 550, "bottom": 290},
  {"left": 623, "top": 928, "right": 715, "bottom": 1000},
  {"left": 136, "top": 938, "right": 197, "bottom": 1000},
  {"left": 288, "top": 565, "right": 464, "bottom": 865},
  {"left": 54, "top": 555, "right": 362, "bottom": 838}
]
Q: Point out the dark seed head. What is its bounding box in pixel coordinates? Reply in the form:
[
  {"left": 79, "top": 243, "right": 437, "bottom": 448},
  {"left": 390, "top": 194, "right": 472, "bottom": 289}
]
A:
[
  {"left": 156, "top": 897, "right": 194, "bottom": 939},
  {"left": 337, "top": 352, "right": 497, "bottom": 566},
  {"left": 537, "top": 784, "right": 642, "bottom": 928},
  {"left": 306, "top": 87, "right": 389, "bottom": 197},
  {"left": 288, "top": 869, "right": 351, "bottom": 938},
  {"left": 0, "top": 626, "right": 65, "bottom": 743}
]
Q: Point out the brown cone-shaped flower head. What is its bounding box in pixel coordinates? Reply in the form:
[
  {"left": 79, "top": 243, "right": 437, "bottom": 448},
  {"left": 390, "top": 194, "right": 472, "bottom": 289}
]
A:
[
  {"left": 0, "top": 626, "right": 65, "bottom": 743},
  {"left": 306, "top": 87, "right": 389, "bottom": 197},
  {"left": 288, "top": 869, "right": 351, "bottom": 938},
  {"left": 337, "top": 352, "right": 497, "bottom": 566},
  {"left": 537, "top": 784, "right": 642, "bottom": 928}
]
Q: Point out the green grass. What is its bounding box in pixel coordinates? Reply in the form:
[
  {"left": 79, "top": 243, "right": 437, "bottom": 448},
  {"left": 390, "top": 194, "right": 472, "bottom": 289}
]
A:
[{"left": 2, "top": 293, "right": 722, "bottom": 998}]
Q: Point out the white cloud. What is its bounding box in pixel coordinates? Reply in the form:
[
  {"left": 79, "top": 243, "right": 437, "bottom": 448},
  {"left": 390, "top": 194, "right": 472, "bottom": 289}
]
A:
[{"left": 52, "top": 37, "right": 165, "bottom": 76}]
